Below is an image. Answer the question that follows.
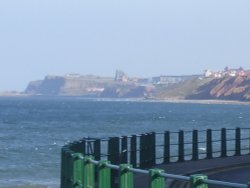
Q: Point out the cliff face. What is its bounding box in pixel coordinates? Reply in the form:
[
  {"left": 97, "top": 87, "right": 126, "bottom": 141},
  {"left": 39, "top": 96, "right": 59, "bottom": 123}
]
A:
[
  {"left": 24, "top": 75, "right": 150, "bottom": 98},
  {"left": 25, "top": 76, "right": 65, "bottom": 95},
  {"left": 101, "top": 85, "right": 152, "bottom": 98},
  {"left": 153, "top": 77, "right": 212, "bottom": 99},
  {"left": 24, "top": 74, "right": 250, "bottom": 101},
  {"left": 148, "top": 74, "right": 250, "bottom": 101},
  {"left": 187, "top": 75, "right": 250, "bottom": 101}
]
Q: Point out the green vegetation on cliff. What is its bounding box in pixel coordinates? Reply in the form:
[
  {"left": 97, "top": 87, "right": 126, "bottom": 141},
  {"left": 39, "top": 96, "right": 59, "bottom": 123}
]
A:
[
  {"left": 24, "top": 73, "right": 250, "bottom": 101},
  {"left": 152, "top": 76, "right": 213, "bottom": 99}
]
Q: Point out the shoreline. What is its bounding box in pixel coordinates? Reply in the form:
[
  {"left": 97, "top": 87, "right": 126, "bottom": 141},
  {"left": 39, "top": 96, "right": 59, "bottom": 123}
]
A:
[
  {"left": 1, "top": 95, "right": 250, "bottom": 105},
  {"left": 145, "top": 98, "right": 250, "bottom": 105}
]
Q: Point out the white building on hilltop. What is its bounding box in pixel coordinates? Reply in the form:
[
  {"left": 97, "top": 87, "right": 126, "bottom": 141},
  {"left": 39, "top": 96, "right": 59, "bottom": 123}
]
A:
[{"left": 204, "top": 69, "right": 213, "bottom": 77}]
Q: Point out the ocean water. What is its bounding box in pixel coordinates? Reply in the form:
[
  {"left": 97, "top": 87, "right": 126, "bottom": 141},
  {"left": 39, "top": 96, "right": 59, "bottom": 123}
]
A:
[{"left": 1, "top": 97, "right": 250, "bottom": 188}]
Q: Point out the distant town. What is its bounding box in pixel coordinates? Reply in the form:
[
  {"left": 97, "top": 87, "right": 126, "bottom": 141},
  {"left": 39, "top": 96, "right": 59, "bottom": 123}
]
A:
[
  {"left": 204, "top": 67, "right": 250, "bottom": 78},
  {"left": 1, "top": 67, "right": 250, "bottom": 101},
  {"left": 63, "top": 66, "right": 250, "bottom": 86},
  {"left": 64, "top": 66, "right": 250, "bottom": 85}
]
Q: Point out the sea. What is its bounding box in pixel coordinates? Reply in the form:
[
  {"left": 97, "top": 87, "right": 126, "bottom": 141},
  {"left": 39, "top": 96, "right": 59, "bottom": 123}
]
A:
[{"left": 1, "top": 97, "right": 250, "bottom": 188}]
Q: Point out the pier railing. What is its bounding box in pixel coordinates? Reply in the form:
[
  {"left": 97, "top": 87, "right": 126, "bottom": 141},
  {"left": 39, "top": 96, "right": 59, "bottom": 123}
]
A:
[{"left": 61, "top": 127, "right": 250, "bottom": 188}]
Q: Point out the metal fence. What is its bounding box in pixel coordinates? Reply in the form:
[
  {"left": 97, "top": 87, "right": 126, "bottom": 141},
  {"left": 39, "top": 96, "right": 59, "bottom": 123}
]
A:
[{"left": 61, "top": 127, "right": 250, "bottom": 188}]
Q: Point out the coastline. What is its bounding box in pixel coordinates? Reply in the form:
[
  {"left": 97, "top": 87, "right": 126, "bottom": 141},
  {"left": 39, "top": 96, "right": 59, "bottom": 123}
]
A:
[
  {"left": 1, "top": 94, "right": 250, "bottom": 105},
  {"left": 146, "top": 98, "right": 250, "bottom": 105}
]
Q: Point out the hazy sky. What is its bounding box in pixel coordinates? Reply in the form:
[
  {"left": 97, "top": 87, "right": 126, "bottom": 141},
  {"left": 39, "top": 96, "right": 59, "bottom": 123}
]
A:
[{"left": 0, "top": 0, "right": 250, "bottom": 91}]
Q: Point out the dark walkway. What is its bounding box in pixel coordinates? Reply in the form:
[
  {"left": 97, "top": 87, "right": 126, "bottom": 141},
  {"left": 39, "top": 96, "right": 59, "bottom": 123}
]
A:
[
  {"left": 135, "top": 155, "right": 250, "bottom": 187},
  {"left": 208, "top": 166, "right": 250, "bottom": 188}
]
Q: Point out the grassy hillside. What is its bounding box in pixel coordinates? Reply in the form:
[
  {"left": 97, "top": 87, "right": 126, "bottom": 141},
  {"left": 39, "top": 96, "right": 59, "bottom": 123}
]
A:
[{"left": 153, "top": 77, "right": 213, "bottom": 99}]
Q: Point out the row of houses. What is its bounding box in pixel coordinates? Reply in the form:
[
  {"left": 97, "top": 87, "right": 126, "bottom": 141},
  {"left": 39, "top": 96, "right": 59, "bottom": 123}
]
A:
[{"left": 204, "top": 67, "right": 249, "bottom": 78}]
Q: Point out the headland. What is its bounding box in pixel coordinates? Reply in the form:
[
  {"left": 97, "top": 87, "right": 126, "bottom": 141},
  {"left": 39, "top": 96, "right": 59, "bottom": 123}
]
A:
[{"left": 2, "top": 67, "right": 250, "bottom": 103}]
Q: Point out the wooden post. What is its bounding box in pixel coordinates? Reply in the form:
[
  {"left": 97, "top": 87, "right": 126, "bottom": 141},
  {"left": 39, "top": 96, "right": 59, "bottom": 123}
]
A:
[
  {"left": 140, "top": 134, "right": 146, "bottom": 168},
  {"left": 151, "top": 132, "right": 156, "bottom": 166},
  {"left": 192, "top": 130, "right": 199, "bottom": 160},
  {"left": 164, "top": 131, "right": 170, "bottom": 164},
  {"left": 178, "top": 130, "right": 185, "bottom": 162},
  {"left": 221, "top": 128, "right": 227, "bottom": 157},
  {"left": 235, "top": 127, "right": 241, "bottom": 156},
  {"left": 121, "top": 136, "right": 128, "bottom": 164},
  {"left": 206, "top": 129, "right": 213, "bottom": 159},
  {"left": 108, "top": 137, "right": 120, "bottom": 188},
  {"left": 130, "top": 135, "right": 137, "bottom": 167}
]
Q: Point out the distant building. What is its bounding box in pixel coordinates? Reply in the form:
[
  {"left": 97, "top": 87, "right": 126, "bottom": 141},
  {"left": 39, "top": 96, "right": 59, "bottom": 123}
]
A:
[
  {"left": 152, "top": 76, "right": 189, "bottom": 85},
  {"left": 45, "top": 75, "right": 64, "bottom": 80},
  {"left": 238, "top": 70, "right": 247, "bottom": 77},
  {"left": 204, "top": 67, "right": 248, "bottom": 79},
  {"left": 204, "top": 69, "right": 213, "bottom": 77},
  {"left": 115, "top": 70, "right": 128, "bottom": 82},
  {"left": 228, "top": 70, "right": 237, "bottom": 77},
  {"left": 214, "top": 72, "right": 222, "bottom": 78},
  {"left": 65, "top": 74, "right": 81, "bottom": 78},
  {"left": 86, "top": 87, "right": 105, "bottom": 92}
]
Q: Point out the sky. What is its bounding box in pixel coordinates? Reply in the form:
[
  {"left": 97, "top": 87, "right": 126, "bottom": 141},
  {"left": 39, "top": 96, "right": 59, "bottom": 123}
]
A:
[{"left": 0, "top": 0, "right": 250, "bottom": 91}]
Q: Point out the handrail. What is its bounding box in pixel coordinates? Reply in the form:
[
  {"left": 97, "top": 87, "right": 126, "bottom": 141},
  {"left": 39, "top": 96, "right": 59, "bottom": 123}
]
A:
[
  {"left": 61, "top": 127, "right": 250, "bottom": 188},
  {"left": 61, "top": 152, "right": 249, "bottom": 188}
]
